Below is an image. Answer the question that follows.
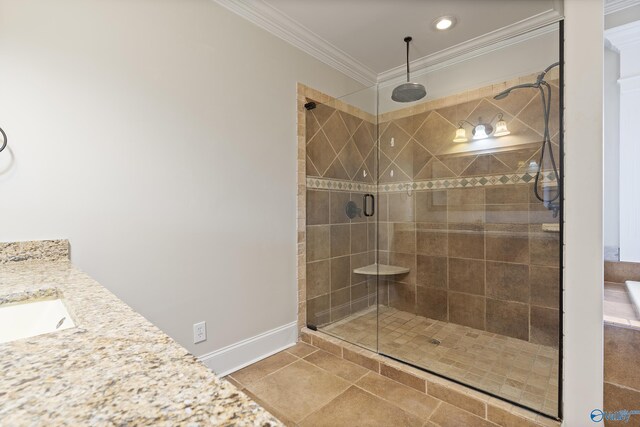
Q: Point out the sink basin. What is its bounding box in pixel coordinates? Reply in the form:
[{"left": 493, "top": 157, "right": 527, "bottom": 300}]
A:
[{"left": 0, "top": 298, "right": 75, "bottom": 344}]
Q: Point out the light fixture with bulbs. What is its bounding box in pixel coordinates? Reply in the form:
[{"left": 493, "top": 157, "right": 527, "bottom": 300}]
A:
[
  {"left": 434, "top": 15, "right": 456, "bottom": 31},
  {"left": 453, "top": 113, "right": 510, "bottom": 143}
]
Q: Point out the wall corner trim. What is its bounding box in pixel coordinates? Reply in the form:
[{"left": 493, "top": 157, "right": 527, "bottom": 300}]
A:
[
  {"left": 605, "top": 0, "right": 640, "bottom": 15},
  {"left": 197, "top": 321, "right": 298, "bottom": 377}
]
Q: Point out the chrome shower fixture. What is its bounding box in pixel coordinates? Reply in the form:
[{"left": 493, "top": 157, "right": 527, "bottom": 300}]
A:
[
  {"left": 392, "top": 36, "right": 427, "bottom": 103},
  {"left": 494, "top": 62, "right": 560, "bottom": 205}
]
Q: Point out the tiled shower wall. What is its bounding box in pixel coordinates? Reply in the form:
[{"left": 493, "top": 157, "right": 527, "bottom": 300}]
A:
[
  {"left": 377, "top": 76, "right": 561, "bottom": 347},
  {"left": 303, "top": 72, "right": 562, "bottom": 348},
  {"left": 305, "top": 102, "right": 378, "bottom": 327}
]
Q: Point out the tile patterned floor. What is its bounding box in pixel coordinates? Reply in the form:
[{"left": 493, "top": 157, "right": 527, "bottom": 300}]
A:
[
  {"left": 225, "top": 342, "right": 496, "bottom": 426},
  {"left": 321, "top": 306, "right": 559, "bottom": 415}
]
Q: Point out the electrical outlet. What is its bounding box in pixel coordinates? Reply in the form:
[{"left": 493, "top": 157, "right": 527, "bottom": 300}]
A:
[{"left": 193, "top": 321, "right": 206, "bottom": 344}]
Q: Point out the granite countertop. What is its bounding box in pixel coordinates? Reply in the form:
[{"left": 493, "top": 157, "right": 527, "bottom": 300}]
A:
[{"left": 0, "top": 241, "right": 281, "bottom": 426}]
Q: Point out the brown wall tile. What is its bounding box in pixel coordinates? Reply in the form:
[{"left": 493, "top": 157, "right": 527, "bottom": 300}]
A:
[
  {"left": 343, "top": 347, "right": 380, "bottom": 372},
  {"left": 377, "top": 193, "right": 388, "bottom": 221},
  {"left": 331, "top": 288, "right": 350, "bottom": 321},
  {"left": 530, "top": 306, "right": 559, "bottom": 348},
  {"left": 330, "top": 256, "right": 350, "bottom": 291},
  {"left": 350, "top": 252, "right": 369, "bottom": 285},
  {"left": 417, "top": 255, "right": 447, "bottom": 288},
  {"left": 529, "top": 231, "right": 559, "bottom": 266},
  {"left": 486, "top": 224, "right": 529, "bottom": 263},
  {"left": 389, "top": 192, "right": 415, "bottom": 222},
  {"left": 486, "top": 261, "right": 529, "bottom": 303},
  {"left": 427, "top": 382, "right": 486, "bottom": 417},
  {"left": 449, "top": 258, "right": 485, "bottom": 295},
  {"left": 380, "top": 363, "right": 426, "bottom": 392},
  {"left": 430, "top": 402, "right": 494, "bottom": 427},
  {"left": 447, "top": 188, "right": 485, "bottom": 205},
  {"left": 389, "top": 252, "right": 417, "bottom": 285},
  {"left": 307, "top": 225, "right": 330, "bottom": 262},
  {"left": 307, "top": 260, "right": 330, "bottom": 299},
  {"left": 307, "top": 190, "right": 330, "bottom": 225},
  {"left": 417, "top": 286, "right": 448, "bottom": 321},
  {"left": 486, "top": 405, "right": 540, "bottom": 427},
  {"left": 351, "top": 223, "right": 368, "bottom": 254},
  {"left": 307, "top": 294, "right": 329, "bottom": 326},
  {"left": 448, "top": 204, "right": 485, "bottom": 224},
  {"left": 486, "top": 185, "right": 529, "bottom": 204},
  {"left": 604, "top": 324, "right": 640, "bottom": 391},
  {"left": 350, "top": 192, "right": 367, "bottom": 224},
  {"left": 486, "top": 204, "right": 529, "bottom": 224},
  {"left": 351, "top": 282, "right": 369, "bottom": 312},
  {"left": 449, "top": 292, "right": 485, "bottom": 330},
  {"left": 330, "top": 224, "right": 350, "bottom": 257},
  {"left": 604, "top": 382, "right": 640, "bottom": 425},
  {"left": 389, "top": 222, "right": 416, "bottom": 254},
  {"left": 605, "top": 261, "right": 640, "bottom": 283},
  {"left": 486, "top": 298, "right": 529, "bottom": 341},
  {"left": 529, "top": 265, "right": 560, "bottom": 309},
  {"left": 388, "top": 281, "right": 416, "bottom": 314},
  {"left": 416, "top": 191, "right": 447, "bottom": 223},
  {"left": 529, "top": 202, "right": 559, "bottom": 224},
  {"left": 330, "top": 191, "right": 351, "bottom": 224},
  {"left": 448, "top": 224, "right": 485, "bottom": 259},
  {"left": 416, "top": 223, "right": 448, "bottom": 256}
]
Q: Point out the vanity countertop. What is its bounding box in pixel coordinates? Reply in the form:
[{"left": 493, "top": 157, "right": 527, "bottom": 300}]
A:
[{"left": 0, "top": 241, "right": 281, "bottom": 426}]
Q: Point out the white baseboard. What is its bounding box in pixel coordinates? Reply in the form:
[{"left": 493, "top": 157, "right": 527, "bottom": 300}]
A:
[{"left": 197, "top": 321, "right": 298, "bottom": 377}]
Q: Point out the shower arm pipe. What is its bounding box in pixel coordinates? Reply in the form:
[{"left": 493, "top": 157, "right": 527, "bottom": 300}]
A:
[
  {"left": 405, "top": 37, "right": 411, "bottom": 83},
  {"left": 538, "top": 61, "right": 560, "bottom": 83}
]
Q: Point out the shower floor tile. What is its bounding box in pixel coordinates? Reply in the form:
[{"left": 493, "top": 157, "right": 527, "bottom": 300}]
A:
[{"left": 320, "top": 306, "right": 559, "bottom": 414}]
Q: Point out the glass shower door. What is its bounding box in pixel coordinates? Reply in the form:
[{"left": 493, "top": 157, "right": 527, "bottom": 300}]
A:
[
  {"left": 376, "top": 22, "right": 562, "bottom": 419},
  {"left": 305, "top": 85, "right": 379, "bottom": 352}
]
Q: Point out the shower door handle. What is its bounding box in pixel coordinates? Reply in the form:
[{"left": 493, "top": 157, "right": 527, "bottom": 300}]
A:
[{"left": 363, "top": 194, "right": 375, "bottom": 217}]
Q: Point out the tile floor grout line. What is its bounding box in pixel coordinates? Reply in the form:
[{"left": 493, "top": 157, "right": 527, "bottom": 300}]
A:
[
  {"left": 233, "top": 356, "right": 304, "bottom": 390},
  {"left": 293, "top": 381, "right": 353, "bottom": 426},
  {"left": 351, "top": 376, "right": 441, "bottom": 421}
]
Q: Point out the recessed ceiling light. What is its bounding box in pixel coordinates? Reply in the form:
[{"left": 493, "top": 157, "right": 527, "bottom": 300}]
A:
[{"left": 434, "top": 16, "right": 456, "bottom": 31}]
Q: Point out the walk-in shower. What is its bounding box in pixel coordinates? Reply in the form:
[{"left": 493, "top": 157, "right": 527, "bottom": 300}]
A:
[{"left": 303, "top": 20, "right": 562, "bottom": 420}]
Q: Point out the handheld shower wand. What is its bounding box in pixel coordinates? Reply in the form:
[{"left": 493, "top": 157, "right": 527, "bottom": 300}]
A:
[{"left": 494, "top": 62, "right": 560, "bottom": 210}]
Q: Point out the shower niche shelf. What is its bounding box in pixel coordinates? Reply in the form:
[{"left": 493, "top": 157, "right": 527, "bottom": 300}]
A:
[{"left": 353, "top": 263, "right": 410, "bottom": 276}]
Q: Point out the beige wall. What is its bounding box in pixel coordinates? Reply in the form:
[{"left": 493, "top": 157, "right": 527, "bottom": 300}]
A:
[{"left": 0, "top": 0, "right": 363, "bottom": 356}]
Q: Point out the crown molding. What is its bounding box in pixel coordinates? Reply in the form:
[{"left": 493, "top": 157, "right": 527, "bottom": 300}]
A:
[
  {"left": 378, "top": 24, "right": 558, "bottom": 88},
  {"left": 606, "top": 19, "right": 640, "bottom": 50},
  {"left": 605, "top": 0, "right": 640, "bottom": 14},
  {"left": 211, "top": 0, "right": 377, "bottom": 85},
  {"left": 378, "top": 7, "right": 563, "bottom": 83},
  {"left": 212, "top": 0, "right": 563, "bottom": 86}
]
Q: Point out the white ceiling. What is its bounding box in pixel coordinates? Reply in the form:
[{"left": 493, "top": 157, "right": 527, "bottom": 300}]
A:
[
  {"left": 216, "top": 0, "right": 640, "bottom": 84},
  {"left": 263, "top": 0, "right": 558, "bottom": 75}
]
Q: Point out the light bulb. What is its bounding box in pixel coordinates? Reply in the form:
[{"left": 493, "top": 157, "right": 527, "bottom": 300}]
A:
[
  {"left": 473, "top": 124, "right": 488, "bottom": 140},
  {"left": 453, "top": 127, "right": 467, "bottom": 143},
  {"left": 434, "top": 16, "right": 456, "bottom": 31},
  {"left": 494, "top": 119, "right": 511, "bottom": 137}
]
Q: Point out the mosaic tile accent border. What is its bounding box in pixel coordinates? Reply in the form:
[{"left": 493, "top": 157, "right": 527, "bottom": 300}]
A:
[
  {"left": 306, "top": 177, "right": 376, "bottom": 193},
  {"left": 307, "top": 173, "right": 558, "bottom": 194}
]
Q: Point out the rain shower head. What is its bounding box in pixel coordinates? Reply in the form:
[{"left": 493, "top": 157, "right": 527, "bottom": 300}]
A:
[
  {"left": 392, "top": 36, "right": 426, "bottom": 103},
  {"left": 392, "top": 82, "right": 427, "bottom": 103}
]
